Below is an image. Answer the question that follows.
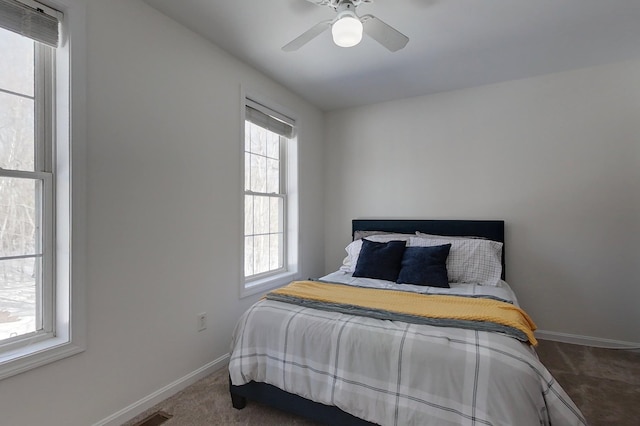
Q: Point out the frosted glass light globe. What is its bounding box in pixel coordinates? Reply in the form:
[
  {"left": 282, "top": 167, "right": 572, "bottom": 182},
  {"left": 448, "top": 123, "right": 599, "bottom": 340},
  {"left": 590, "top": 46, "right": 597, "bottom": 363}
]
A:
[{"left": 332, "top": 16, "right": 363, "bottom": 48}]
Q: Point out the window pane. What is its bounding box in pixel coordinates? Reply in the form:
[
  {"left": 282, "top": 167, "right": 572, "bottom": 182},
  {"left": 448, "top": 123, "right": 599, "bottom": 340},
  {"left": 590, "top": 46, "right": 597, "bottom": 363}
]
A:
[
  {"left": 253, "top": 196, "right": 269, "bottom": 234},
  {"left": 244, "top": 195, "right": 254, "bottom": 236},
  {"left": 249, "top": 122, "right": 266, "bottom": 156},
  {"left": 0, "top": 257, "right": 38, "bottom": 341},
  {"left": 0, "top": 91, "right": 35, "bottom": 171},
  {"left": 0, "top": 177, "right": 39, "bottom": 258},
  {"left": 269, "top": 233, "right": 283, "bottom": 270},
  {"left": 244, "top": 236, "right": 254, "bottom": 277},
  {"left": 244, "top": 152, "right": 251, "bottom": 191},
  {"left": 250, "top": 153, "right": 266, "bottom": 193},
  {"left": 0, "top": 28, "right": 34, "bottom": 97},
  {"left": 244, "top": 121, "right": 251, "bottom": 151},
  {"left": 269, "top": 197, "right": 282, "bottom": 233},
  {"left": 245, "top": 194, "right": 283, "bottom": 279},
  {"left": 254, "top": 235, "right": 269, "bottom": 275},
  {"left": 266, "top": 158, "right": 279, "bottom": 194},
  {"left": 266, "top": 132, "right": 279, "bottom": 160}
]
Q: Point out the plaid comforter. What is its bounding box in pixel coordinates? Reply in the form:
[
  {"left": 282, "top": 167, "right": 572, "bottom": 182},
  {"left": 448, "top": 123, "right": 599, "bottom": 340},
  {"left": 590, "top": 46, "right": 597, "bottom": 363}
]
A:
[{"left": 229, "top": 289, "right": 587, "bottom": 425}]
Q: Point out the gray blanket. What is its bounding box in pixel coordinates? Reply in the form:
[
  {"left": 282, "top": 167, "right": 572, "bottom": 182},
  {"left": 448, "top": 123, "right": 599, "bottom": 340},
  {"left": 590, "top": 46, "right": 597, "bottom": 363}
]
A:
[
  {"left": 229, "top": 297, "right": 586, "bottom": 425},
  {"left": 265, "top": 289, "right": 530, "bottom": 343}
]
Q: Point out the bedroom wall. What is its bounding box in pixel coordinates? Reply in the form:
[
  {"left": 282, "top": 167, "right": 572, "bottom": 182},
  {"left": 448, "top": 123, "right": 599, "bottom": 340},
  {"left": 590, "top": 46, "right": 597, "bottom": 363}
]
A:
[
  {"left": 324, "top": 59, "right": 640, "bottom": 345},
  {"left": 0, "top": 0, "right": 325, "bottom": 425}
]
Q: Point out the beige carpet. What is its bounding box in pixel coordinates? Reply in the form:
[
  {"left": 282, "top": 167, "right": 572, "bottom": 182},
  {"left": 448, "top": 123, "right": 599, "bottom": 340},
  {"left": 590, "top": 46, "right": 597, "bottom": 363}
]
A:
[
  {"left": 535, "top": 340, "right": 640, "bottom": 425},
  {"left": 124, "top": 340, "right": 640, "bottom": 426}
]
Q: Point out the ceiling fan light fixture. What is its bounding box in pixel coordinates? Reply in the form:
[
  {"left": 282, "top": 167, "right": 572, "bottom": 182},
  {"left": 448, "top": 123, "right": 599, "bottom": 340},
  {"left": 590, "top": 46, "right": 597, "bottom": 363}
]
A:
[
  {"left": 331, "top": 14, "right": 363, "bottom": 48},
  {"left": 282, "top": 0, "right": 408, "bottom": 53}
]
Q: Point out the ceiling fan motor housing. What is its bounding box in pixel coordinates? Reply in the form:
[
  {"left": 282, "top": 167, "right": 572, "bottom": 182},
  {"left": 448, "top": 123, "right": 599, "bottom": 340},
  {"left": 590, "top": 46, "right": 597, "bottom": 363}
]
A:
[
  {"left": 335, "top": 1, "right": 358, "bottom": 20},
  {"left": 329, "top": 0, "right": 371, "bottom": 9}
]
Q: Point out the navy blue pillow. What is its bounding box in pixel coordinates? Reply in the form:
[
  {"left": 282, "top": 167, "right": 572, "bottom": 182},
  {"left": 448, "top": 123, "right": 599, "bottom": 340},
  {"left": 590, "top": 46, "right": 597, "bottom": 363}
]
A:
[
  {"left": 396, "top": 244, "right": 452, "bottom": 288},
  {"left": 353, "top": 239, "right": 407, "bottom": 282}
]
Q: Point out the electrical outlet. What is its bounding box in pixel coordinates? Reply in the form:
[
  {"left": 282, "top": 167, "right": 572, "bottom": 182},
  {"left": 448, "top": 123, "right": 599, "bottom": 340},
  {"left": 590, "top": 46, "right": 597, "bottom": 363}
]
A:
[{"left": 197, "top": 312, "right": 207, "bottom": 331}]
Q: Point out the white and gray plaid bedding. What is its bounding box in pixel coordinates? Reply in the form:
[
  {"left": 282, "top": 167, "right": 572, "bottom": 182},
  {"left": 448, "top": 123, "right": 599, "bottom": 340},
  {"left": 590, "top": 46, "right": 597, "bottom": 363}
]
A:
[{"left": 229, "top": 280, "right": 587, "bottom": 425}]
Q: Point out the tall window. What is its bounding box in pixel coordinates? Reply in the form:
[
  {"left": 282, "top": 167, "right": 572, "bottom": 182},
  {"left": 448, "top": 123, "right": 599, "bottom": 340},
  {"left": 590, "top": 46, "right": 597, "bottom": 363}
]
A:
[
  {"left": 0, "top": 0, "right": 81, "bottom": 380},
  {"left": 243, "top": 98, "right": 297, "bottom": 291}
]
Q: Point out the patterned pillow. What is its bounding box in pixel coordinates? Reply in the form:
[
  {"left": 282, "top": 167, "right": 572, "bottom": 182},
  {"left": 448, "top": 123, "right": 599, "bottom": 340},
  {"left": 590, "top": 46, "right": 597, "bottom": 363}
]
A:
[{"left": 408, "top": 236, "right": 503, "bottom": 286}]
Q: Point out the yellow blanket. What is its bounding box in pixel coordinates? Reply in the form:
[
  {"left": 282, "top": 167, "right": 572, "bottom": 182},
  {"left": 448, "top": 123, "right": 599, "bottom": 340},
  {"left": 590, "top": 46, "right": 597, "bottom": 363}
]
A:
[{"left": 268, "top": 281, "right": 537, "bottom": 345}]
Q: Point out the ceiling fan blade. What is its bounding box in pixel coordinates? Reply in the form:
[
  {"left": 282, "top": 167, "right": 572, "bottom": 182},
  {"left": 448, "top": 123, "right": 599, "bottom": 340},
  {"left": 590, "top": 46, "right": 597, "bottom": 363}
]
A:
[
  {"left": 361, "top": 14, "right": 409, "bottom": 52},
  {"left": 303, "top": 0, "right": 332, "bottom": 5},
  {"left": 282, "top": 20, "right": 333, "bottom": 52},
  {"left": 289, "top": 0, "right": 325, "bottom": 15}
]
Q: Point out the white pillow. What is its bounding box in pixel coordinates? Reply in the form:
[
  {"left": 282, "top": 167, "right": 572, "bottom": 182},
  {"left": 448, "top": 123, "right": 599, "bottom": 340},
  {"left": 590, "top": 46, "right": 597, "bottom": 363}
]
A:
[
  {"left": 415, "top": 231, "right": 485, "bottom": 240},
  {"left": 340, "top": 233, "right": 413, "bottom": 273},
  {"left": 408, "top": 236, "right": 503, "bottom": 286}
]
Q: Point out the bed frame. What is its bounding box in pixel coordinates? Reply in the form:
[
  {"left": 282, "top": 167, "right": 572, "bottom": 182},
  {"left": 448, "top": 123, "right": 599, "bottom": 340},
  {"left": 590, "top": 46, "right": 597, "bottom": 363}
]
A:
[{"left": 229, "top": 219, "right": 505, "bottom": 425}]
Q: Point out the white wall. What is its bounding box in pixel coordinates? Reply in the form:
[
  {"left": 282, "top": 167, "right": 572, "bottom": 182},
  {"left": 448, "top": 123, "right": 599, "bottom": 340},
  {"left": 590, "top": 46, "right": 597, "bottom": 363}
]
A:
[
  {"left": 0, "top": 0, "right": 637, "bottom": 423},
  {"left": 325, "top": 59, "right": 640, "bottom": 344},
  {"left": 0, "top": 0, "right": 325, "bottom": 425}
]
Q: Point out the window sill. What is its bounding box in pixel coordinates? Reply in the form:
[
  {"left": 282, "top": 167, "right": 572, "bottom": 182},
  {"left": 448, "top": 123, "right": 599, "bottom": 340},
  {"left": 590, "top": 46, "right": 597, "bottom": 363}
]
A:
[
  {"left": 241, "top": 271, "right": 299, "bottom": 299},
  {"left": 0, "top": 336, "right": 85, "bottom": 381}
]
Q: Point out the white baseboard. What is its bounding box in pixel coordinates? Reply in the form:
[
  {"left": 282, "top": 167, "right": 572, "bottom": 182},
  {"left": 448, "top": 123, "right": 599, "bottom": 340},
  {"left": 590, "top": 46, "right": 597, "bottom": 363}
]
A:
[
  {"left": 93, "top": 353, "right": 230, "bottom": 426},
  {"left": 536, "top": 329, "right": 640, "bottom": 350}
]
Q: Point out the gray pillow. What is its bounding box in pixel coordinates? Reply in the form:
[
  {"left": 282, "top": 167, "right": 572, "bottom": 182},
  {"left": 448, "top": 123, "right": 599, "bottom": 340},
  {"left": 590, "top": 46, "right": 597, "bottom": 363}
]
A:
[{"left": 353, "top": 230, "right": 412, "bottom": 241}]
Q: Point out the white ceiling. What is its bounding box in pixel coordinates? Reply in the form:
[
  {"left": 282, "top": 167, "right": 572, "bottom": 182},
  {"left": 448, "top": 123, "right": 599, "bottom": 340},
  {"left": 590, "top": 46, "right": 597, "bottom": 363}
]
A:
[{"left": 144, "top": 0, "right": 640, "bottom": 111}]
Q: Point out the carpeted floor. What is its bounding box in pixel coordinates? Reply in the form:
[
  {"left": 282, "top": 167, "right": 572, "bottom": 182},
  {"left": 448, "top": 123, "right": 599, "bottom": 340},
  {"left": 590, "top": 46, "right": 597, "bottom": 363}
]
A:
[
  {"left": 535, "top": 340, "right": 640, "bottom": 425},
  {"left": 123, "top": 340, "right": 640, "bottom": 426}
]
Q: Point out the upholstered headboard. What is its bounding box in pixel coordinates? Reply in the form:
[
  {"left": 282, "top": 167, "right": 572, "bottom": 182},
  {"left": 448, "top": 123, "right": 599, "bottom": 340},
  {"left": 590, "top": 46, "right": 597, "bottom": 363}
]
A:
[{"left": 352, "top": 219, "right": 506, "bottom": 280}]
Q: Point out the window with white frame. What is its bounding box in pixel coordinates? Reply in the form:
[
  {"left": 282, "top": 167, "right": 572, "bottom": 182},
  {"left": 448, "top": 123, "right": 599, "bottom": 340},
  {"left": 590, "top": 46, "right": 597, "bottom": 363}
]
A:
[
  {"left": 243, "top": 98, "right": 298, "bottom": 292},
  {"left": 0, "top": 0, "right": 82, "bottom": 380}
]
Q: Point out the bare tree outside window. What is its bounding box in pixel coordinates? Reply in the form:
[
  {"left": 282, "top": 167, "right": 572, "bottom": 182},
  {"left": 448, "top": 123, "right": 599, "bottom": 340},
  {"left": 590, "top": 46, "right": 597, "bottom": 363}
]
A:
[
  {"left": 244, "top": 121, "right": 286, "bottom": 279},
  {"left": 0, "top": 28, "right": 40, "bottom": 342}
]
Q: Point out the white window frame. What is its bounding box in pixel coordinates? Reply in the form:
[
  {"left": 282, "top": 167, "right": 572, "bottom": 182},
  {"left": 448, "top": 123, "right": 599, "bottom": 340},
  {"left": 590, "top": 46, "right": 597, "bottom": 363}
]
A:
[
  {"left": 240, "top": 90, "right": 299, "bottom": 298},
  {"left": 0, "top": 0, "right": 86, "bottom": 380},
  {"left": 0, "top": 36, "right": 55, "bottom": 353},
  {"left": 244, "top": 130, "right": 287, "bottom": 280}
]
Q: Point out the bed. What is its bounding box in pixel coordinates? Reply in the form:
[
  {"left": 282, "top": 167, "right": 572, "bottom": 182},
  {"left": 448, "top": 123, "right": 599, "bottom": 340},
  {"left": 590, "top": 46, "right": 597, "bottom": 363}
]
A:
[{"left": 228, "top": 219, "right": 586, "bottom": 425}]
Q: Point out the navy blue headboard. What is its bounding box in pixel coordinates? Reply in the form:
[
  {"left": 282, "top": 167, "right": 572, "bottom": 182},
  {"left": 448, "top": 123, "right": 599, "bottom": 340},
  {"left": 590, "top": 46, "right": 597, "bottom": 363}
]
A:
[{"left": 352, "top": 219, "right": 506, "bottom": 280}]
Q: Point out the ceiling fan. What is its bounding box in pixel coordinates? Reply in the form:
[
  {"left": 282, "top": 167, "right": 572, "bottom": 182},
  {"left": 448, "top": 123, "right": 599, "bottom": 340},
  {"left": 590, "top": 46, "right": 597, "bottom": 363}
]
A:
[{"left": 283, "top": 0, "right": 409, "bottom": 52}]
